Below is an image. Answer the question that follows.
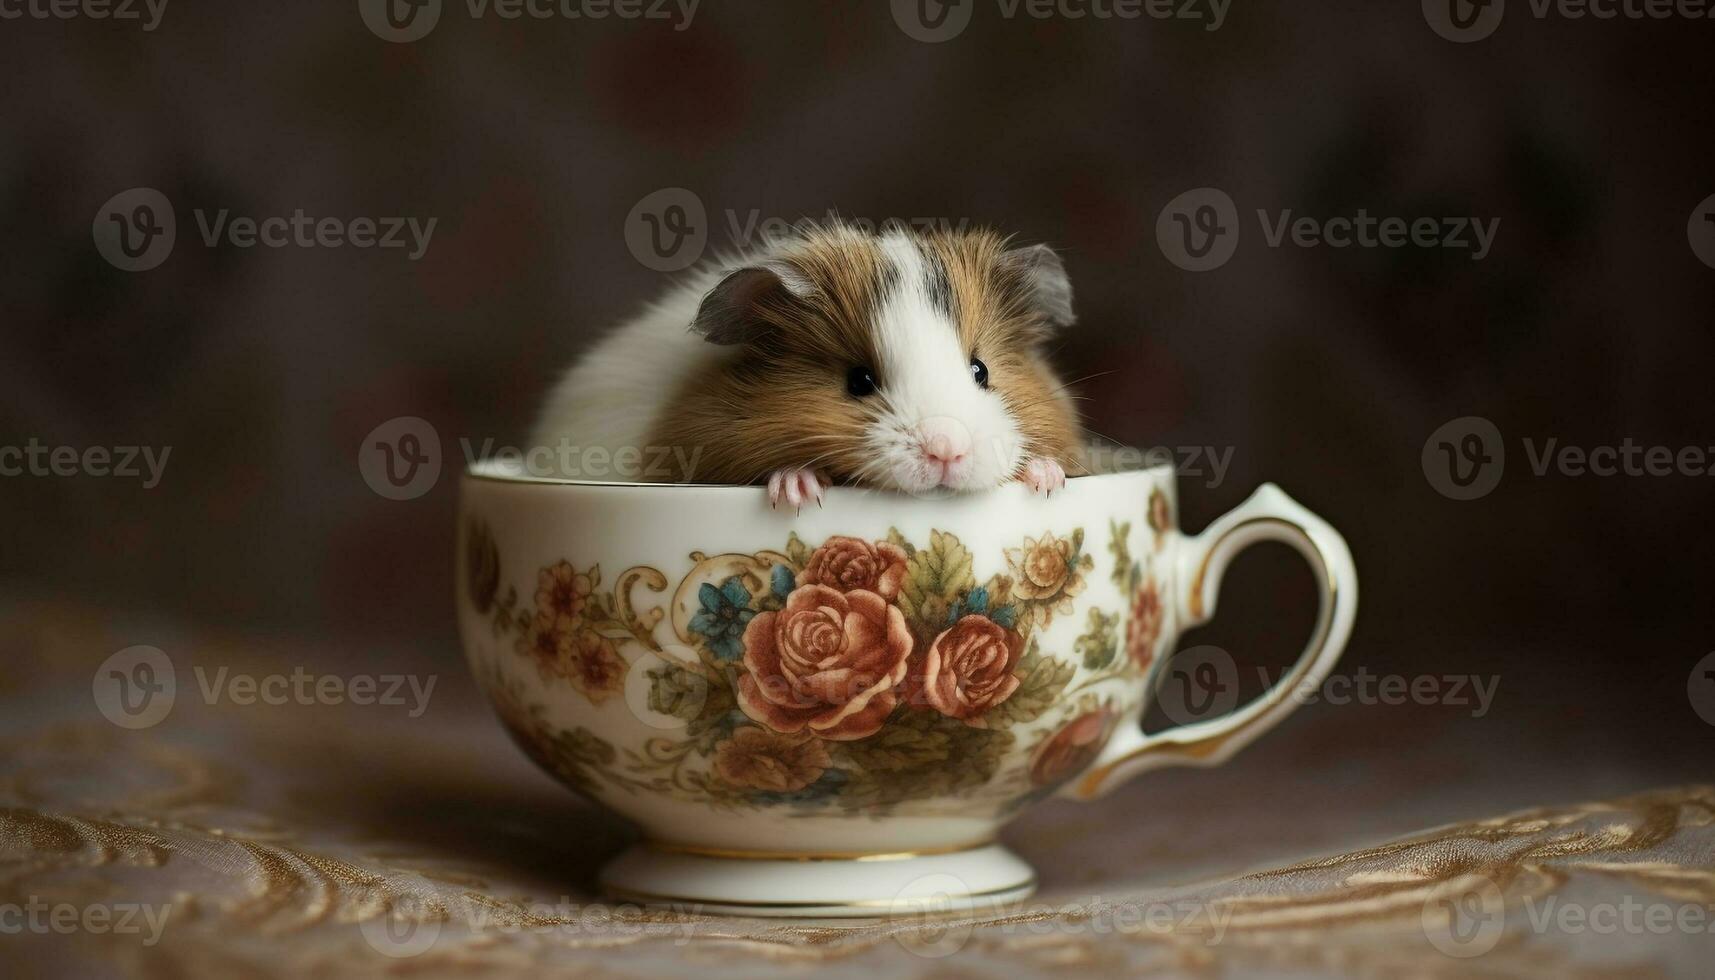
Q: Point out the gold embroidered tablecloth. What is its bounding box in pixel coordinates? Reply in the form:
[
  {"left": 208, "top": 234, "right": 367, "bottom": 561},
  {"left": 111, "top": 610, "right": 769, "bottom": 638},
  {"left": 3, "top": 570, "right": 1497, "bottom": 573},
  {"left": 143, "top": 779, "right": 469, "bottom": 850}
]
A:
[{"left": 2, "top": 599, "right": 1711, "bottom": 978}]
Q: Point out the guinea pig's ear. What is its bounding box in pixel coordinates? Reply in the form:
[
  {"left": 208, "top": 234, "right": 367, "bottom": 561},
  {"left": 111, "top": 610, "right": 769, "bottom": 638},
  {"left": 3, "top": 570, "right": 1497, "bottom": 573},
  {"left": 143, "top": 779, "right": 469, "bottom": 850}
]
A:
[
  {"left": 1001, "top": 243, "right": 1075, "bottom": 330},
  {"left": 690, "top": 262, "right": 813, "bottom": 345}
]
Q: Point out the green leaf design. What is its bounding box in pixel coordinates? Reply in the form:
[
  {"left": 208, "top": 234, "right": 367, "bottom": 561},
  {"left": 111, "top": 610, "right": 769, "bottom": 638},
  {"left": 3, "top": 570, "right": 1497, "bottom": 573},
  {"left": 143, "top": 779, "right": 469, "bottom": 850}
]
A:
[
  {"left": 834, "top": 716, "right": 1014, "bottom": 809},
  {"left": 995, "top": 640, "right": 1077, "bottom": 726},
  {"left": 840, "top": 719, "right": 951, "bottom": 772},
  {"left": 646, "top": 664, "right": 703, "bottom": 720},
  {"left": 831, "top": 768, "right": 887, "bottom": 809},
  {"left": 646, "top": 662, "right": 734, "bottom": 737},
  {"left": 1107, "top": 518, "right": 1143, "bottom": 593},
  {"left": 783, "top": 532, "right": 813, "bottom": 569},
  {"left": 937, "top": 723, "right": 1014, "bottom": 791},
  {"left": 1108, "top": 519, "right": 1132, "bottom": 587},
  {"left": 529, "top": 725, "right": 621, "bottom": 795},
  {"left": 885, "top": 527, "right": 915, "bottom": 557},
  {"left": 900, "top": 530, "right": 976, "bottom": 635},
  {"left": 487, "top": 584, "right": 522, "bottom": 637},
  {"left": 1075, "top": 607, "right": 1120, "bottom": 670},
  {"left": 563, "top": 727, "right": 617, "bottom": 767}
]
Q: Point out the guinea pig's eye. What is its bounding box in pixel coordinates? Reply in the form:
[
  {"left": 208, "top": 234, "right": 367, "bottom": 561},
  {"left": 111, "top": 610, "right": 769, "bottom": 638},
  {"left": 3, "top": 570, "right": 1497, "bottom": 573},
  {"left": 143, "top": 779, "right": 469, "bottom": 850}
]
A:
[
  {"left": 845, "top": 365, "right": 878, "bottom": 398},
  {"left": 969, "top": 357, "right": 990, "bottom": 390}
]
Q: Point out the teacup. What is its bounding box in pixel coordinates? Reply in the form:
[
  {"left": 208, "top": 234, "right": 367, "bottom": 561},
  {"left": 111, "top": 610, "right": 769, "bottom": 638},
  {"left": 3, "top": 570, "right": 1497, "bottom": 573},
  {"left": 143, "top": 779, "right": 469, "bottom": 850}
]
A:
[{"left": 456, "top": 461, "right": 1356, "bottom": 915}]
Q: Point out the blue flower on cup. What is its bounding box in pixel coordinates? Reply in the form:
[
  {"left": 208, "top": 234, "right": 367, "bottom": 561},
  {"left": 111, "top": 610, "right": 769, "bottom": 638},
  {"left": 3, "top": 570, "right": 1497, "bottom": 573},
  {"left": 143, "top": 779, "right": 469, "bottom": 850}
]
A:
[{"left": 689, "top": 577, "right": 756, "bottom": 661}]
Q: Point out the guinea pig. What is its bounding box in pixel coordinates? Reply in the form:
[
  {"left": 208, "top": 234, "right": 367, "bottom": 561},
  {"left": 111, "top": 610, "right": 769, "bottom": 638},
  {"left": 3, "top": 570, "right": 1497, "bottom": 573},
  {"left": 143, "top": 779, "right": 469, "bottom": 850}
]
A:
[{"left": 529, "top": 221, "right": 1084, "bottom": 506}]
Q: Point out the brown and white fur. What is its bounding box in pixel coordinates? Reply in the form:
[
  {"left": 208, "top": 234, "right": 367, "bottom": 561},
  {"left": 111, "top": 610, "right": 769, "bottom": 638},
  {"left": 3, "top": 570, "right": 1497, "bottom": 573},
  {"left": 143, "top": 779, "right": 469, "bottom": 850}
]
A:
[{"left": 530, "top": 222, "right": 1083, "bottom": 505}]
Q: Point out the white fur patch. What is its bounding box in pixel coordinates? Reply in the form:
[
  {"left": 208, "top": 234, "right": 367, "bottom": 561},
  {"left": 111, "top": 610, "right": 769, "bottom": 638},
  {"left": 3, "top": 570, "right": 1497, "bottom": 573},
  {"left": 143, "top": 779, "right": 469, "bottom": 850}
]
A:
[
  {"left": 864, "top": 232, "right": 1024, "bottom": 492},
  {"left": 528, "top": 265, "right": 729, "bottom": 476}
]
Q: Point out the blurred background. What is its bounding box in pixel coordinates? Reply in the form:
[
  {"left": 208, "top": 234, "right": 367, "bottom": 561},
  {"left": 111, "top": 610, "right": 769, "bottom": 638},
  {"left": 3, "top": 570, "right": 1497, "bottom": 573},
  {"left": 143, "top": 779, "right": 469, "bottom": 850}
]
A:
[{"left": 3, "top": 0, "right": 1712, "bottom": 775}]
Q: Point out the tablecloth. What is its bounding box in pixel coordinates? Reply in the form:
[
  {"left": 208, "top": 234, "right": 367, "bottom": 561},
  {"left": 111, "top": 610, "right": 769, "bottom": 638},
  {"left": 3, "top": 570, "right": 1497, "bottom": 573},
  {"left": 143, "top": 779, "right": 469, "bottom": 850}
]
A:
[{"left": 2, "top": 599, "right": 1710, "bottom": 978}]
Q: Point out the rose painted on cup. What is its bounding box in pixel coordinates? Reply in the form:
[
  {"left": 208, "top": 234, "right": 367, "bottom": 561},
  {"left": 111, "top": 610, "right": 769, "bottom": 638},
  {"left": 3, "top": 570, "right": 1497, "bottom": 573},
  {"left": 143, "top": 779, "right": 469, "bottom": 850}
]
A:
[
  {"left": 736, "top": 584, "right": 914, "bottom": 741},
  {"left": 1006, "top": 532, "right": 1090, "bottom": 627},
  {"left": 1148, "top": 487, "right": 1172, "bottom": 549},
  {"left": 911, "top": 615, "right": 1025, "bottom": 726},
  {"left": 1028, "top": 708, "right": 1116, "bottom": 788},
  {"left": 1127, "top": 580, "right": 1164, "bottom": 671},
  {"left": 714, "top": 729, "right": 831, "bottom": 793},
  {"left": 800, "top": 535, "right": 909, "bottom": 600}
]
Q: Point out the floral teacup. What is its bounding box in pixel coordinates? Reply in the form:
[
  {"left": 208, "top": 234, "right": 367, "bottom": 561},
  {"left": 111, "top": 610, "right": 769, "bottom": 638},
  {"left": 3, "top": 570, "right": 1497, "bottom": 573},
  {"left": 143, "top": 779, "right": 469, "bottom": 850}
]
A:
[{"left": 457, "top": 461, "right": 1356, "bottom": 915}]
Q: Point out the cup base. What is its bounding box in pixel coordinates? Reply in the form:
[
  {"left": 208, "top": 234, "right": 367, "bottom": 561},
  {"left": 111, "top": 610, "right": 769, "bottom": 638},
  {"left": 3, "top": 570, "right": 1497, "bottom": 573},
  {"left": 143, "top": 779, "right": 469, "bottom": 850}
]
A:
[{"left": 598, "top": 841, "right": 1037, "bottom": 918}]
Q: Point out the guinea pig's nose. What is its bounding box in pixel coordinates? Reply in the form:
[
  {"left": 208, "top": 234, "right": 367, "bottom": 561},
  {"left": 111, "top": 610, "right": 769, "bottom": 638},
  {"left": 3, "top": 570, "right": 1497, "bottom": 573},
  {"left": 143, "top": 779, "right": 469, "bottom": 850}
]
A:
[{"left": 918, "top": 417, "right": 971, "bottom": 465}]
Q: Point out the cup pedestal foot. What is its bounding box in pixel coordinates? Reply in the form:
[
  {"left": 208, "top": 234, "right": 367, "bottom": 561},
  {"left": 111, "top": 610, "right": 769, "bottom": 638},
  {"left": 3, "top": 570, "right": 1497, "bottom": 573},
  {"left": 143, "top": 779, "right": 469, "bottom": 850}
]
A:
[{"left": 598, "top": 841, "right": 1037, "bottom": 918}]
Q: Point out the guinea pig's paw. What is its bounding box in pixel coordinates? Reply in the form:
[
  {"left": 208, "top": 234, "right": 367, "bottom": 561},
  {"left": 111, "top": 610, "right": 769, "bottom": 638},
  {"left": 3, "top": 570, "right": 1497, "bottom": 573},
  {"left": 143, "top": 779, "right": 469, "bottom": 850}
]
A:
[
  {"left": 766, "top": 467, "right": 826, "bottom": 512},
  {"left": 1020, "top": 456, "right": 1068, "bottom": 496}
]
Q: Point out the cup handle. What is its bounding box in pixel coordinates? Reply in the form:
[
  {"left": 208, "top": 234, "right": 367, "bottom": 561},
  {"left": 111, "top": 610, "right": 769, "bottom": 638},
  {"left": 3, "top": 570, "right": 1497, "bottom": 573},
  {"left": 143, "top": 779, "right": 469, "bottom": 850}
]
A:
[{"left": 1065, "top": 483, "right": 1358, "bottom": 800}]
